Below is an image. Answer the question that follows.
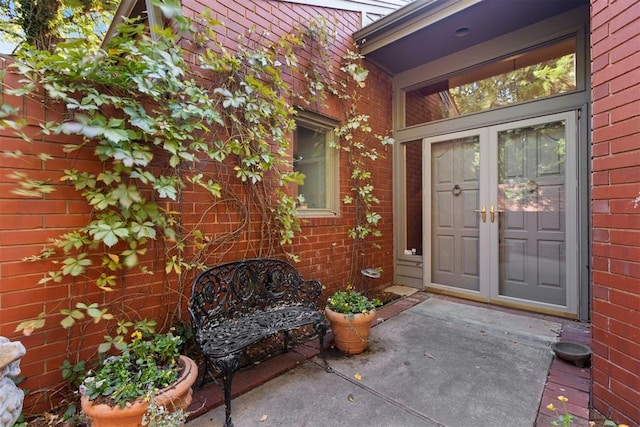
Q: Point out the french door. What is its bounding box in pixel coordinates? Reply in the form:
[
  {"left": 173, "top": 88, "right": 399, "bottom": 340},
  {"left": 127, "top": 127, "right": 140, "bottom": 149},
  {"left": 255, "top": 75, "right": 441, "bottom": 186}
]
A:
[{"left": 424, "top": 112, "right": 577, "bottom": 314}]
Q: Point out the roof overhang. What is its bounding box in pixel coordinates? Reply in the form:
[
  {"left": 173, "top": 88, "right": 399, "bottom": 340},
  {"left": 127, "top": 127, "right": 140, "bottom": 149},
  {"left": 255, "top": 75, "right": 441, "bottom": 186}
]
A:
[
  {"left": 354, "top": 0, "right": 588, "bottom": 75},
  {"left": 102, "top": 0, "right": 164, "bottom": 47}
]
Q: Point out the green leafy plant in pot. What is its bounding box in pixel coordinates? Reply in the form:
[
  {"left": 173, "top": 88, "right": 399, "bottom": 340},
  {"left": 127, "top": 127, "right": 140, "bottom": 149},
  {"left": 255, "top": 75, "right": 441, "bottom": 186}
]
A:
[
  {"left": 325, "top": 285, "right": 382, "bottom": 354},
  {"left": 79, "top": 331, "right": 198, "bottom": 427}
]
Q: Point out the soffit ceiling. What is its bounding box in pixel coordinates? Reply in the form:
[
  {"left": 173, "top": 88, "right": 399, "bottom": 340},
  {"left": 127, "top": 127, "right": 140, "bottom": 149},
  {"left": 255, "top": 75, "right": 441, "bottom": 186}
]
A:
[{"left": 356, "top": 0, "right": 588, "bottom": 75}]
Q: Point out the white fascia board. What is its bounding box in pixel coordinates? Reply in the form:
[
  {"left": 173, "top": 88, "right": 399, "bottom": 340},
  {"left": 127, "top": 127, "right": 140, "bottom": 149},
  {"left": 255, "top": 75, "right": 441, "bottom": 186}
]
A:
[
  {"left": 102, "top": 0, "right": 139, "bottom": 47},
  {"left": 101, "top": 0, "right": 162, "bottom": 47},
  {"left": 357, "top": 0, "right": 482, "bottom": 54},
  {"left": 146, "top": 0, "right": 164, "bottom": 34},
  {"left": 282, "top": 0, "right": 408, "bottom": 15}
]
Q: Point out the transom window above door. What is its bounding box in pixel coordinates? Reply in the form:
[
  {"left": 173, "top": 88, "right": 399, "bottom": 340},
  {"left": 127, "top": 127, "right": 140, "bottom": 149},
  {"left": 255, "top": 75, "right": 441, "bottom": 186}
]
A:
[
  {"left": 293, "top": 111, "right": 339, "bottom": 216},
  {"left": 404, "top": 37, "right": 577, "bottom": 127}
]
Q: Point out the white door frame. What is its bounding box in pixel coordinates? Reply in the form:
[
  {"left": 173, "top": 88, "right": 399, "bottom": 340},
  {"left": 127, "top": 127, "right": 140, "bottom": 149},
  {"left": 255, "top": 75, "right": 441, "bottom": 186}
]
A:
[
  {"left": 423, "top": 112, "right": 578, "bottom": 315},
  {"left": 424, "top": 127, "right": 488, "bottom": 301}
]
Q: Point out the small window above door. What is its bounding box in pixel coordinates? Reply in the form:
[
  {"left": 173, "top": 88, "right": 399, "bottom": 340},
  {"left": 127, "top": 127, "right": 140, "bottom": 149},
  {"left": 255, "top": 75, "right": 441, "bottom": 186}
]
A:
[{"left": 404, "top": 37, "right": 577, "bottom": 127}]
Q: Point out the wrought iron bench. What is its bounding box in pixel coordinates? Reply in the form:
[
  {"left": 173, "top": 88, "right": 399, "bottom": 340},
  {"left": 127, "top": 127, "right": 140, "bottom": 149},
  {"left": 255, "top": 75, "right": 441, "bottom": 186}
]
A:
[{"left": 188, "top": 258, "right": 327, "bottom": 427}]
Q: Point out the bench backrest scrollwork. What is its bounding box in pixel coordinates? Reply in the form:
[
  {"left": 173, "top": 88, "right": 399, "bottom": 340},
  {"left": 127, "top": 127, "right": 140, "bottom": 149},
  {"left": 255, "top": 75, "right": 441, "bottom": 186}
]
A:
[{"left": 189, "top": 259, "right": 323, "bottom": 331}]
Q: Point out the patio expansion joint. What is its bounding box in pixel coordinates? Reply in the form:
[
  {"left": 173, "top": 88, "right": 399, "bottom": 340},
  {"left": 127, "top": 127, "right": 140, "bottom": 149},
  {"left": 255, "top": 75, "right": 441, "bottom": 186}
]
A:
[{"left": 311, "top": 356, "right": 447, "bottom": 427}]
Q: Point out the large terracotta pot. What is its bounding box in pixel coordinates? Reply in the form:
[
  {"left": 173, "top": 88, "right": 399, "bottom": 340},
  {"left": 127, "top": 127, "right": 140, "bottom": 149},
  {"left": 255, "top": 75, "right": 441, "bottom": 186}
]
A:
[
  {"left": 81, "top": 355, "right": 198, "bottom": 427},
  {"left": 325, "top": 307, "right": 377, "bottom": 354}
]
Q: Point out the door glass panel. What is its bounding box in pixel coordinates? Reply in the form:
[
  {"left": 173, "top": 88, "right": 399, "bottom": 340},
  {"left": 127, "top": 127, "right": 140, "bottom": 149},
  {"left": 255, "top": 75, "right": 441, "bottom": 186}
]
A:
[
  {"left": 404, "top": 140, "right": 423, "bottom": 255},
  {"left": 497, "top": 121, "right": 566, "bottom": 305},
  {"left": 431, "top": 136, "right": 480, "bottom": 290}
]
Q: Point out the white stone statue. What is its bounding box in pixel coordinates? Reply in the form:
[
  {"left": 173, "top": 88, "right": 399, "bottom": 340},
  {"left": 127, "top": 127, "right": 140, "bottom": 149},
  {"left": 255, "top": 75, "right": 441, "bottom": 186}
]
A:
[{"left": 0, "top": 337, "right": 26, "bottom": 427}]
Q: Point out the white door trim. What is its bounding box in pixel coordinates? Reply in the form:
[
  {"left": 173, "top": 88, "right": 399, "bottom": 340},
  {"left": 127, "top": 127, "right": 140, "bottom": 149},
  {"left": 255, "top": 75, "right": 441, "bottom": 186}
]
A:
[
  {"left": 423, "top": 127, "right": 489, "bottom": 300},
  {"left": 422, "top": 112, "right": 578, "bottom": 315},
  {"left": 487, "top": 112, "right": 578, "bottom": 314}
]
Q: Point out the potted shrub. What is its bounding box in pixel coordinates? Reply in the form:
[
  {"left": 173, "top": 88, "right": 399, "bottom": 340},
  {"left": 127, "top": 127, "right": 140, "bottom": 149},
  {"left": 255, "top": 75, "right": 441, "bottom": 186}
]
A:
[
  {"left": 325, "top": 286, "right": 382, "bottom": 354},
  {"left": 79, "top": 331, "right": 197, "bottom": 427}
]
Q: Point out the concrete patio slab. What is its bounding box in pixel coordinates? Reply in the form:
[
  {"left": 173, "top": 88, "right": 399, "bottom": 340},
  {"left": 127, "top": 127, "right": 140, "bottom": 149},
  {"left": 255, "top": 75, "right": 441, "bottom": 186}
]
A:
[
  {"left": 187, "top": 360, "right": 440, "bottom": 427},
  {"left": 413, "top": 298, "right": 562, "bottom": 345},
  {"left": 187, "top": 298, "right": 562, "bottom": 427}
]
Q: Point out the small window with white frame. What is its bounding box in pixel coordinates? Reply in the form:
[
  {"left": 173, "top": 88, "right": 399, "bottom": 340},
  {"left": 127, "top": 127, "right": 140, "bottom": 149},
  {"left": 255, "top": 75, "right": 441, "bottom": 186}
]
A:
[{"left": 293, "top": 111, "right": 339, "bottom": 216}]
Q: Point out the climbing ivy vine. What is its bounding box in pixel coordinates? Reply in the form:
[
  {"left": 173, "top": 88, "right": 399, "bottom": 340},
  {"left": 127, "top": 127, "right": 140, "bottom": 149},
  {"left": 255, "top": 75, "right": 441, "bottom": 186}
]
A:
[
  {"left": 333, "top": 50, "right": 394, "bottom": 279},
  {"left": 6, "top": 12, "right": 313, "bottom": 335},
  {"left": 1, "top": 0, "right": 393, "bottom": 413}
]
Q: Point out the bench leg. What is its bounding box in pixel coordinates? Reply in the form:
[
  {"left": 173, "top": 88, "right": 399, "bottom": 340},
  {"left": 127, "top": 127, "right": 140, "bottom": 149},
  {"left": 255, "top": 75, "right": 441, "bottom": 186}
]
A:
[
  {"left": 315, "top": 321, "right": 327, "bottom": 351},
  {"left": 283, "top": 330, "right": 291, "bottom": 352},
  {"left": 315, "top": 321, "right": 330, "bottom": 372},
  {"left": 211, "top": 354, "right": 240, "bottom": 427},
  {"left": 200, "top": 358, "right": 217, "bottom": 389}
]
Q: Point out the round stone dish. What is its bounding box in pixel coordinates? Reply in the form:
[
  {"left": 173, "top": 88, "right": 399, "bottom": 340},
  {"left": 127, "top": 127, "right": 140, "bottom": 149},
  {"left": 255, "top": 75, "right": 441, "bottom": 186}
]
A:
[{"left": 551, "top": 341, "right": 592, "bottom": 367}]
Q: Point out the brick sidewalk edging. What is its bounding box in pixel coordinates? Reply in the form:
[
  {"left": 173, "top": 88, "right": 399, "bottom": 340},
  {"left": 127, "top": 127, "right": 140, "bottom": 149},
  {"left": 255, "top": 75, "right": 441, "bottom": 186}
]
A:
[{"left": 535, "top": 321, "right": 591, "bottom": 426}]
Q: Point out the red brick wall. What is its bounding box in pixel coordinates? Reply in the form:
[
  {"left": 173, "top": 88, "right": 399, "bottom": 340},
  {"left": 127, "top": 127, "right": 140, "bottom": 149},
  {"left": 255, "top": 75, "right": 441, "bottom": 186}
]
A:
[
  {"left": 0, "top": 67, "right": 185, "bottom": 411},
  {"left": 590, "top": 0, "right": 640, "bottom": 424},
  {"left": 0, "top": 0, "right": 394, "bottom": 415},
  {"left": 178, "top": 0, "right": 395, "bottom": 288}
]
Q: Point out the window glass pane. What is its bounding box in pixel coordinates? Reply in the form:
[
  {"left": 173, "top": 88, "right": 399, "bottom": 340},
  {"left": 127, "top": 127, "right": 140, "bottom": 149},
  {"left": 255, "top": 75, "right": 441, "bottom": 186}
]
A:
[
  {"left": 404, "top": 140, "right": 422, "bottom": 255},
  {"left": 294, "top": 126, "right": 327, "bottom": 209},
  {"left": 405, "top": 38, "right": 576, "bottom": 126}
]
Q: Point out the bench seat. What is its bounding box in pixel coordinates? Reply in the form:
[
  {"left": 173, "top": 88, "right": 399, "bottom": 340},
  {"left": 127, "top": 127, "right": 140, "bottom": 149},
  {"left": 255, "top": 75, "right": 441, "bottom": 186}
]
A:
[{"left": 197, "top": 305, "right": 325, "bottom": 357}]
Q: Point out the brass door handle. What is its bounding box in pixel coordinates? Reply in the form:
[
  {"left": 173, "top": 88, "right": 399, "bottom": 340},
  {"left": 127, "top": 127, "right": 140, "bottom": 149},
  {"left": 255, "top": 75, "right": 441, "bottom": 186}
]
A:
[
  {"left": 490, "top": 205, "right": 505, "bottom": 223},
  {"left": 473, "top": 205, "right": 487, "bottom": 223}
]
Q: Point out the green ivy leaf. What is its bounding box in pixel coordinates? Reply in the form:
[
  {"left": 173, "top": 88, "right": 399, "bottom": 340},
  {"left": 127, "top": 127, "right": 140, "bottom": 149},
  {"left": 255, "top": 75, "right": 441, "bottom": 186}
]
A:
[
  {"left": 88, "top": 220, "right": 130, "bottom": 247},
  {"left": 96, "top": 273, "right": 117, "bottom": 290},
  {"left": 366, "top": 212, "right": 381, "bottom": 224},
  {"left": 153, "top": 177, "right": 179, "bottom": 200},
  {"left": 130, "top": 221, "right": 156, "bottom": 240},
  {"left": 61, "top": 254, "right": 93, "bottom": 276},
  {"left": 60, "top": 119, "right": 104, "bottom": 138},
  {"left": 103, "top": 128, "right": 129, "bottom": 143},
  {"left": 60, "top": 309, "right": 84, "bottom": 328},
  {"left": 98, "top": 341, "right": 112, "bottom": 354},
  {"left": 87, "top": 192, "right": 112, "bottom": 211},
  {"left": 97, "top": 171, "right": 122, "bottom": 185},
  {"left": 112, "top": 184, "right": 142, "bottom": 209},
  {"left": 15, "top": 312, "right": 46, "bottom": 335}
]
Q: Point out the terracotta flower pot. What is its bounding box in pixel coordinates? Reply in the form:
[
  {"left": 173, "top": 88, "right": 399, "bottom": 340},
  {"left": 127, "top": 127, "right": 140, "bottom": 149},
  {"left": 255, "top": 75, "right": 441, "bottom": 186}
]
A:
[
  {"left": 81, "top": 355, "right": 198, "bottom": 427},
  {"left": 325, "top": 307, "right": 376, "bottom": 354}
]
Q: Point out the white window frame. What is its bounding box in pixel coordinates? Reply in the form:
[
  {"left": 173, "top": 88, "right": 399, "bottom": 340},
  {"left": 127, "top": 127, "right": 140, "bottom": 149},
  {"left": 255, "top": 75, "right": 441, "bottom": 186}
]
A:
[{"left": 294, "top": 111, "right": 340, "bottom": 217}]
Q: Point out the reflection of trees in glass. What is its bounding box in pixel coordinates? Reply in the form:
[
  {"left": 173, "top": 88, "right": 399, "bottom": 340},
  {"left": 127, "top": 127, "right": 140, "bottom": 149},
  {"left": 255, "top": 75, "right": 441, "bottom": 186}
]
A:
[
  {"left": 450, "top": 54, "right": 575, "bottom": 115},
  {"left": 294, "top": 127, "right": 327, "bottom": 209},
  {"left": 466, "top": 137, "right": 480, "bottom": 173},
  {"left": 498, "top": 121, "right": 565, "bottom": 211}
]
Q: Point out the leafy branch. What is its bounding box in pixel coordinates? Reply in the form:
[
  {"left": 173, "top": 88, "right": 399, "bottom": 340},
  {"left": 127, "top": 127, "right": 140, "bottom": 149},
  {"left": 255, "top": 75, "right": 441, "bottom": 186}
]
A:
[{"left": 331, "top": 50, "right": 395, "bottom": 280}]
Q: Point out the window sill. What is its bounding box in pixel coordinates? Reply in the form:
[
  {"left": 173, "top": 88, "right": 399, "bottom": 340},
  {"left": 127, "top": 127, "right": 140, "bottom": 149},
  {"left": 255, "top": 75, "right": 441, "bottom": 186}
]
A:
[
  {"left": 296, "top": 209, "right": 339, "bottom": 218},
  {"left": 296, "top": 210, "right": 342, "bottom": 227}
]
